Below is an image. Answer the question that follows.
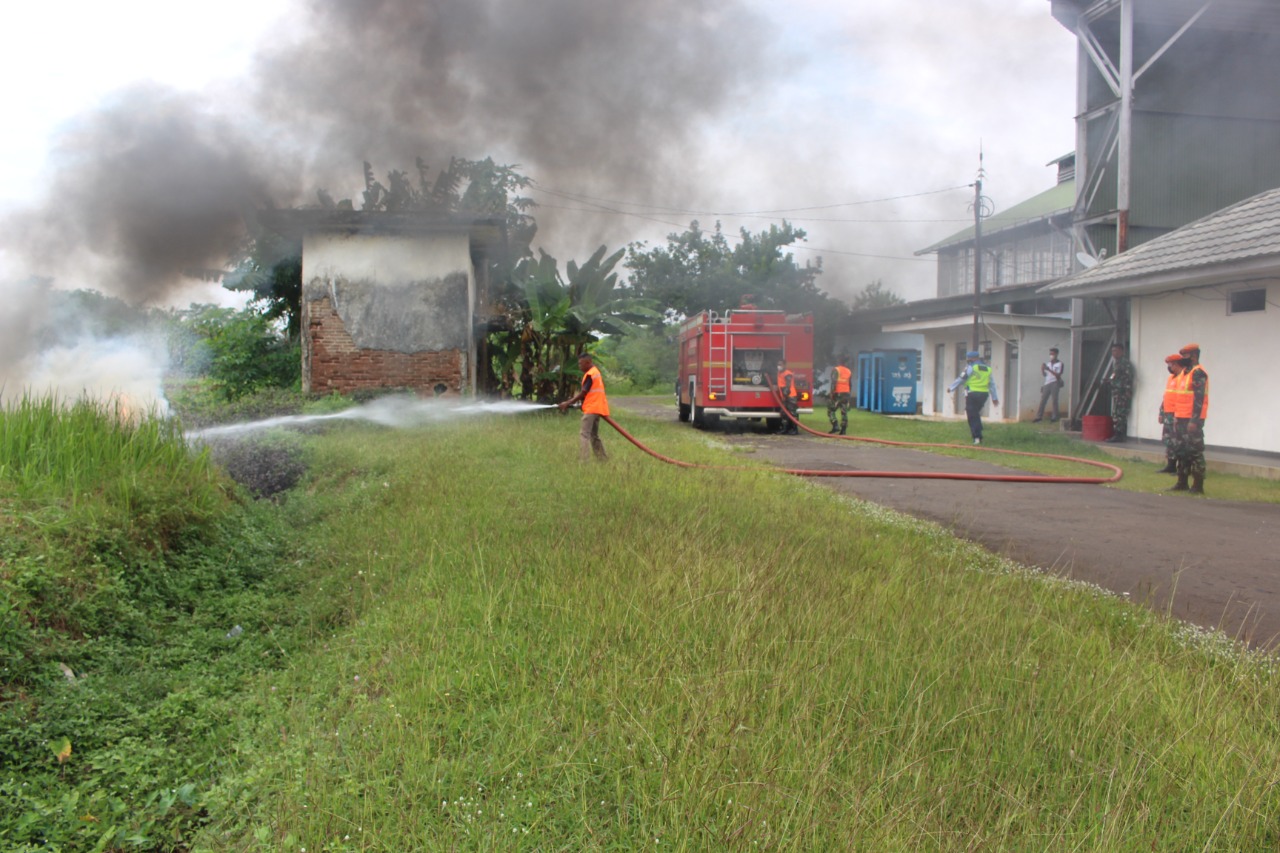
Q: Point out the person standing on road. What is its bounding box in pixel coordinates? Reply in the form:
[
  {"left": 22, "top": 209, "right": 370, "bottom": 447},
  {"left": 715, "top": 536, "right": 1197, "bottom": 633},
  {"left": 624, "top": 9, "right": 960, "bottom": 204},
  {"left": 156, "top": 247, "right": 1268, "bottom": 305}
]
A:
[
  {"left": 948, "top": 350, "right": 998, "bottom": 445},
  {"left": 558, "top": 352, "right": 610, "bottom": 461},
  {"left": 1157, "top": 353, "right": 1187, "bottom": 474},
  {"left": 826, "top": 355, "right": 853, "bottom": 435},
  {"left": 775, "top": 358, "right": 800, "bottom": 435},
  {"left": 1103, "top": 343, "right": 1134, "bottom": 442},
  {"left": 1033, "top": 346, "right": 1064, "bottom": 423},
  {"left": 1170, "top": 343, "right": 1209, "bottom": 494}
]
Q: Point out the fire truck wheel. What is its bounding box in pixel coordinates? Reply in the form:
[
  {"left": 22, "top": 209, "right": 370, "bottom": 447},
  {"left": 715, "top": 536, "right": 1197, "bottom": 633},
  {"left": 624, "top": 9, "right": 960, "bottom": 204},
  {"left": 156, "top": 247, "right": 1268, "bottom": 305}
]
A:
[
  {"left": 692, "top": 402, "right": 705, "bottom": 428},
  {"left": 678, "top": 401, "right": 691, "bottom": 422}
]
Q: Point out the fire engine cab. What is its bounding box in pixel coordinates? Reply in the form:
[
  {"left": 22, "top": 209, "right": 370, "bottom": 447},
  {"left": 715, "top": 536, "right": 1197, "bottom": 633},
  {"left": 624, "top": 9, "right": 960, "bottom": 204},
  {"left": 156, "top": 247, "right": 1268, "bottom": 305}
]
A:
[{"left": 676, "top": 308, "right": 814, "bottom": 429}]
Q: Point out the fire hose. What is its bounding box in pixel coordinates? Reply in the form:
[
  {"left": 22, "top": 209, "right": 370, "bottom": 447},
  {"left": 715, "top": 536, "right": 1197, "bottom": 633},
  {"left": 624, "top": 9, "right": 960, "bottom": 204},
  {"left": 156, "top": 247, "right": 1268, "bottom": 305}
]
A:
[{"left": 597, "top": 385, "right": 1123, "bottom": 484}]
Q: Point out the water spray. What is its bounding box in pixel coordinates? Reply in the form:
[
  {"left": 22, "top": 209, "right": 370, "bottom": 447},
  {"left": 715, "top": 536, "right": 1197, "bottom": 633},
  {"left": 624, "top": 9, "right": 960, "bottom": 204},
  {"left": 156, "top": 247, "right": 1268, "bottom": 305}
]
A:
[{"left": 185, "top": 396, "right": 555, "bottom": 442}]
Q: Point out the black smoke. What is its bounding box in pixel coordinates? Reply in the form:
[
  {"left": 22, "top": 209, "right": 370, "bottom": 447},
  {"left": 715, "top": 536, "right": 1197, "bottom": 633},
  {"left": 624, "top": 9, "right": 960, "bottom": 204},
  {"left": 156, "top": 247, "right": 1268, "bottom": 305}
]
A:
[{"left": 3, "top": 0, "right": 781, "bottom": 306}]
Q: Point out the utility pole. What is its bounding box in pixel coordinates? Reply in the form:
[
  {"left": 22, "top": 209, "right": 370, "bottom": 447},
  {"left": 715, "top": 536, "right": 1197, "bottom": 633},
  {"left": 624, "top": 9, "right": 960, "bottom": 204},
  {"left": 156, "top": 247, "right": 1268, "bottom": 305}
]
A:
[{"left": 970, "top": 151, "right": 990, "bottom": 353}]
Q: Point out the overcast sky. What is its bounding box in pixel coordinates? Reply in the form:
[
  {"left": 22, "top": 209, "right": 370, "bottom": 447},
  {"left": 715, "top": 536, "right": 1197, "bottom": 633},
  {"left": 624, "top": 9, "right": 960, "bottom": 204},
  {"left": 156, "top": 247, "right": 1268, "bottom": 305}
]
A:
[{"left": 0, "top": 0, "right": 1078, "bottom": 306}]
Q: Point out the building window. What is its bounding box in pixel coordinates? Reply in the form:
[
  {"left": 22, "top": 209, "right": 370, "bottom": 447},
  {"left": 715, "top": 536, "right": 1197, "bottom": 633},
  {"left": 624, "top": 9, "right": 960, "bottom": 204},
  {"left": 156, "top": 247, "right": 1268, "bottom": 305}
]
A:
[{"left": 1228, "top": 288, "right": 1266, "bottom": 314}]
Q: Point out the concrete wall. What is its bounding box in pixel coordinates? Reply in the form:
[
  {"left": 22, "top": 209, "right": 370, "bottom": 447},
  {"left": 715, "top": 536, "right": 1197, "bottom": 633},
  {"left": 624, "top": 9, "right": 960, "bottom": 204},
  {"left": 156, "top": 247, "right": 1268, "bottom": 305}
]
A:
[
  {"left": 1131, "top": 280, "right": 1279, "bottom": 453},
  {"left": 300, "top": 231, "right": 476, "bottom": 395},
  {"left": 910, "top": 320, "right": 1070, "bottom": 423}
]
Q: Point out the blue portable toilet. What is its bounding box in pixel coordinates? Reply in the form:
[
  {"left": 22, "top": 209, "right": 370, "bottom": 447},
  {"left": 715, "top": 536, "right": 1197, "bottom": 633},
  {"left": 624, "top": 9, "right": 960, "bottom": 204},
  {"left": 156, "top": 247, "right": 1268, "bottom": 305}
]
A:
[
  {"left": 878, "top": 349, "right": 918, "bottom": 414},
  {"left": 856, "top": 352, "right": 875, "bottom": 410}
]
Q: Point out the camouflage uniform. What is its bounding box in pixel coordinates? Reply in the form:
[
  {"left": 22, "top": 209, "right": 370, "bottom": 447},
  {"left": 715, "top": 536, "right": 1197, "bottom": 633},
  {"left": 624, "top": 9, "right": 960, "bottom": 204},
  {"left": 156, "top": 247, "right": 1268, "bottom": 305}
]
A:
[
  {"left": 1157, "top": 355, "right": 1185, "bottom": 473},
  {"left": 826, "top": 364, "right": 852, "bottom": 434},
  {"left": 1175, "top": 363, "right": 1209, "bottom": 488},
  {"left": 1160, "top": 411, "right": 1177, "bottom": 468},
  {"left": 1106, "top": 355, "right": 1134, "bottom": 438}
]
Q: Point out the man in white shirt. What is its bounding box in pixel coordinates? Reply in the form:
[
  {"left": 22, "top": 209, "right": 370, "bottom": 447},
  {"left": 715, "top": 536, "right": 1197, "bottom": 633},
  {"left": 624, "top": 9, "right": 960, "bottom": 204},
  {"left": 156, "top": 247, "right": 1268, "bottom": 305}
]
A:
[{"left": 1033, "top": 347, "right": 1064, "bottom": 423}]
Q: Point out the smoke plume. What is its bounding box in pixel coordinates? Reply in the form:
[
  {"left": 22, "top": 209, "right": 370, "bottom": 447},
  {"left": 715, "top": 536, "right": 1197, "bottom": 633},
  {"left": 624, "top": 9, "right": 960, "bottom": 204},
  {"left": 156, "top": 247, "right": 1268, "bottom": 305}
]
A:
[
  {"left": 0, "top": 0, "right": 779, "bottom": 403},
  {"left": 4, "top": 0, "right": 777, "bottom": 305}
]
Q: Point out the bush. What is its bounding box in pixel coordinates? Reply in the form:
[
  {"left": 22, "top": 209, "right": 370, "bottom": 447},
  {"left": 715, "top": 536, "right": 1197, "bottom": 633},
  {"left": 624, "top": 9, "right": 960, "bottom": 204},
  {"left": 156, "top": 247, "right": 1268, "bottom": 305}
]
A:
[
  {"left": 171, "top": 306, "right": 300, "bottom": 401},
  {"left": 0, "top": 396, "right": 302, "bottom": 849}
]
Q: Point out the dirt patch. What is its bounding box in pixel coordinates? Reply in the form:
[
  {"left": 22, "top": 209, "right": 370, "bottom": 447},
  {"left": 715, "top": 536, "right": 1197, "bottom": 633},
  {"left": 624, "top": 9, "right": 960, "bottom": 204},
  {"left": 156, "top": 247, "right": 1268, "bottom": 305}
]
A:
[{"left": 611, "top": 398, "right": 1280, "bottom": 649}]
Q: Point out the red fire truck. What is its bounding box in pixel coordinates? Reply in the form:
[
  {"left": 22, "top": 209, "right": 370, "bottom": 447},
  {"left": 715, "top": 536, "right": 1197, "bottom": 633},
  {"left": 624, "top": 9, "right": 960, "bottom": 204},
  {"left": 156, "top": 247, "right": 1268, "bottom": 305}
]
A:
[{"left": 676, "top": 308, "right": 814, "bottom": 429}]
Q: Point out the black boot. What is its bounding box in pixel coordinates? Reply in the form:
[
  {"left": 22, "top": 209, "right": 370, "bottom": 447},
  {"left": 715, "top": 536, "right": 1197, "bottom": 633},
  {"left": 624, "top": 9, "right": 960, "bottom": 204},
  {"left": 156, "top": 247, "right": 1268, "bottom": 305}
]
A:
[
  {"left": 1156, "top": 462, "right": 1177, "bottom": 474},
  {"left": 829, "top": 425, "right": 839, "bottom": 434},
  {"left": 1189, "top": 475, "right": 1204, "bottom": 495},
  {"left": 1168, "top": 476, "right": 1189, "bottom": 492},
  {"left": 839, "top": 426, "right": 846, "bottom": 435}
]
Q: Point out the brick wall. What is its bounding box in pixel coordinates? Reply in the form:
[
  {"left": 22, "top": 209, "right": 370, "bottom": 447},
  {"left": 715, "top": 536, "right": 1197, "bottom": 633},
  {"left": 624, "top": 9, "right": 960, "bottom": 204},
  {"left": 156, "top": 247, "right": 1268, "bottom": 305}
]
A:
[{"left": 304, "top": 296, "right": 466, "bottom": 395}]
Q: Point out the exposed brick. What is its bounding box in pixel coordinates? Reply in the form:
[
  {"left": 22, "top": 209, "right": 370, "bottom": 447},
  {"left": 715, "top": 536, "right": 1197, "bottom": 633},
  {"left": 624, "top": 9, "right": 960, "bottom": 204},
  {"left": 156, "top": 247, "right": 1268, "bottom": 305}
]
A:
[{"left": 304, "top": 296, "right": 466, "bottom": 395}]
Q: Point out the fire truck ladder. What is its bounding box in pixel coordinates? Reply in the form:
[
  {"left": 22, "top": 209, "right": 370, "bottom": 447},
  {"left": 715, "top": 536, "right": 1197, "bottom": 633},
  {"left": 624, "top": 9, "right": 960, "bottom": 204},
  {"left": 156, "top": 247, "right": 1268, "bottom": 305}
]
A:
[{"left": 707, "top": 324, "right": 730, "bottom": 398}]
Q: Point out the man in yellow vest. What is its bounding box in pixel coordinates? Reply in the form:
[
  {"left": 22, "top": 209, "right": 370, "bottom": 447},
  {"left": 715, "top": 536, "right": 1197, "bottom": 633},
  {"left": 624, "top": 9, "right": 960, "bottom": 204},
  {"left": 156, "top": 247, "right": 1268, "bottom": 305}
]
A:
[
  {"left": 1170, "top": 343, "right": 1209, "bottom": 494},
  {"left": 558, "top": 352, "right": 610, "bottom": 461},
  {"left": 948, "top": 350, "right": 999, "bottom": 445},
  {"left": 1156, "top": 352, "right": 1187, "bottom": 474},
  {"left": 827, "top": 355, "right": 853, "bottom": 435}
]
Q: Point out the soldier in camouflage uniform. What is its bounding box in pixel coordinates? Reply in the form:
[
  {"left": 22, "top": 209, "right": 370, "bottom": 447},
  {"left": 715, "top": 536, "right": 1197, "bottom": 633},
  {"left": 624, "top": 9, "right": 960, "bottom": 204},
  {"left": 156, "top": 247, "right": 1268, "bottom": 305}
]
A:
[
  {"left": 1103, "top": 343, "right": 1134, "bottom": 442},
  {"left": 1156, "top": 353, "right": 1187, "bottom": 474},
  {"left": 1171, "top": 343, "right": 1209, "bottom": 495},
  {"left": 826, "top": 355, "right": 853, "bottom": 435}
]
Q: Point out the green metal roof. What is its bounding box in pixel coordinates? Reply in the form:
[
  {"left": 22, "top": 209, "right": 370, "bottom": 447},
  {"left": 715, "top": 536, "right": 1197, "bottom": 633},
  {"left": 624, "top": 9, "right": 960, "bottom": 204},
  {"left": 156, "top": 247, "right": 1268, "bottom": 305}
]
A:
[{"left": 916, "top": 179, "right": 1075, "bottom": 255}]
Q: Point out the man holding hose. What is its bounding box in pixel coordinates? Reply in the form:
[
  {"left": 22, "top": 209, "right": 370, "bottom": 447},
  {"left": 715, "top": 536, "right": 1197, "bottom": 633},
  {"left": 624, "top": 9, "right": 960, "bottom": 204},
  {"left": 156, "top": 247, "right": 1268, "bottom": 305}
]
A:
[{"left": 559, "top": 352, "right": 610, "bottom": 461}]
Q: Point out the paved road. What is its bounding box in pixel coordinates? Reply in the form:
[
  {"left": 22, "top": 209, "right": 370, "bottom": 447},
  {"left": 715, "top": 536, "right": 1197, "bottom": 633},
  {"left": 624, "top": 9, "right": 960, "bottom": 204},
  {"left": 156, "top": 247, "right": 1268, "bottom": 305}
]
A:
[{"left": 611, "top": 400, "right": 1280, "bottom": 648}]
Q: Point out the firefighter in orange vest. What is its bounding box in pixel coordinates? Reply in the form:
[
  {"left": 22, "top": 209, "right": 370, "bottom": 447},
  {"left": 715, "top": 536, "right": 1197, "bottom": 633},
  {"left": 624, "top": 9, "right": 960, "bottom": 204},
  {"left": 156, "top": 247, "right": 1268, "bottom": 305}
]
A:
[
  {"left": 1156, "top": 352, "right": 1187, "bottom": 474},
  {"left": 775, "top": 358, "right": 799, "bottom": 434},
  {"left": 827, "top": 355, "right": 853, "bottom": 435},
  {"left": 1170, "top": 342, "right": 1209, "bottom": 494},
  {"left": 558, "top": 352, "right": 610, "bottom": 461}
]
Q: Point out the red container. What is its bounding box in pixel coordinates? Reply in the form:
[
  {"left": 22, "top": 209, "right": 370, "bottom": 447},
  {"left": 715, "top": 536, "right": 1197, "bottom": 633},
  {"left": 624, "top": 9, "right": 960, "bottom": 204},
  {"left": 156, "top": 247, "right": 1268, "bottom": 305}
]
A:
[{"left": 1081, "top": 414, "right": 1114, "bottom": 441}]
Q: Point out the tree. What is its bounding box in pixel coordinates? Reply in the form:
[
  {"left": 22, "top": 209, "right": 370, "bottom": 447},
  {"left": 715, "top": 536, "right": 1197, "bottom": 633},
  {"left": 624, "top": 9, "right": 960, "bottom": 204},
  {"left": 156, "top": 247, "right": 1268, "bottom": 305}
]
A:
[
  {"left": 851, "top": 279, "right": 906, "bottom": 311},
  {"left": 221, "top": 230, "right": 303, "bottom": 340},
  {"left": 626, "top": 219, "right": 848, "bottom": 357},
  {"left": 495, "top": 246, "right": 658, "bottom": 400}
]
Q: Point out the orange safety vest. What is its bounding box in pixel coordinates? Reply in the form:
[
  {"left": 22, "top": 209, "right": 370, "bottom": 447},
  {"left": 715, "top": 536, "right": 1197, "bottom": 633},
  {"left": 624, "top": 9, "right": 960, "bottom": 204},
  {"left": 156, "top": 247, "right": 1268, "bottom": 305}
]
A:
[
  {"left": 1161, "top": 370, "right": 1182, "bottom": 415},
  {"left": 1171, "top": 364, "right": 1208, "bottom": 420},
  {"left": 777, "top": 368, "right": 797, "bottom": 399},
  {"left": 581, "top": 365, "right": 610, "bottom": 416},
  {"left": 832, "top": 365, "right": 852, "bottom": 395}
]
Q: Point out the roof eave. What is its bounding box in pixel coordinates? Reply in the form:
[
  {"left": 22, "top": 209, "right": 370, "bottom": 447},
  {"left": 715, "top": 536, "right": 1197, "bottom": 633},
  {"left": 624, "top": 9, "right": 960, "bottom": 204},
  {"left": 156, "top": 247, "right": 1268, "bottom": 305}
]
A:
[{"left": 1041, "top": 253, "right": 1280, "bottom": 298}]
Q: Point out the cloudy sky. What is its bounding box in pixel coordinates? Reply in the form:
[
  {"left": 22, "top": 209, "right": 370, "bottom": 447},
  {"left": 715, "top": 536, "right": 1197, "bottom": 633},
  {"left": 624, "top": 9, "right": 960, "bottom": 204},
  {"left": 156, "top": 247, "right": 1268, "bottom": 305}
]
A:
[{"left": 0, "top": 0, "right": 1078, "bottom": 310}]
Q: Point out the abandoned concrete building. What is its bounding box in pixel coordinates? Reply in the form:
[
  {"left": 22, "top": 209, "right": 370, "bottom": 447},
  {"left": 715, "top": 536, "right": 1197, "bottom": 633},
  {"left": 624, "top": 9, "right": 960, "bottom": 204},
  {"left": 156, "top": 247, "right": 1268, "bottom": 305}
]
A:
[{"left": 261, "top": 210, "right": 506, "bottom": 397}]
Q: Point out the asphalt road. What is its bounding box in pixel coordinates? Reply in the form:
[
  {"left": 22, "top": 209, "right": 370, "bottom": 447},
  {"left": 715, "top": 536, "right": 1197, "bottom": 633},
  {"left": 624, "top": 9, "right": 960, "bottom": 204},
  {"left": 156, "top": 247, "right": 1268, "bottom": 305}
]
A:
[{"left": 611, "top": 399, "right": 1280, "bottom": 648}]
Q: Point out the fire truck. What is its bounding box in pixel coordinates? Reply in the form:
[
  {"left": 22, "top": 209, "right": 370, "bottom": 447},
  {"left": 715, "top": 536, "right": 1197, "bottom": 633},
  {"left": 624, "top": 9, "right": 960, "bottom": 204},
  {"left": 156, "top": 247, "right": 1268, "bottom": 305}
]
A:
[{"left": 676, "top": 308, "right": 814, "bottom": 429}]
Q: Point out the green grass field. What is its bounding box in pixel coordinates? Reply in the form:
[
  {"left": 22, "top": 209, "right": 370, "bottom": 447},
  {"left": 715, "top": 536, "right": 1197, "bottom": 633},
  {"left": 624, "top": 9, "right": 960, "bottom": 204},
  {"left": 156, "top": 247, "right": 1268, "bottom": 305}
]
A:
[
  {"left": 6, "top": 396, "right": 1280, "bottom": 851},
  {"left": 199, "top": 410, "right": 1280, "bottom": 850}
]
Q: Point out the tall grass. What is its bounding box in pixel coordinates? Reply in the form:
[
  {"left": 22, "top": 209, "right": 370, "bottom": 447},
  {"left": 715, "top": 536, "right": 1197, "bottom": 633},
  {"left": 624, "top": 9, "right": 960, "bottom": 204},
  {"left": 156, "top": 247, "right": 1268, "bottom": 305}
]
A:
[
  {"left": 1, "top": 392, "right": 228, "bottom": 538},
  {"left": 201, "top": 413, "right": 1280, "bottom": 850}
]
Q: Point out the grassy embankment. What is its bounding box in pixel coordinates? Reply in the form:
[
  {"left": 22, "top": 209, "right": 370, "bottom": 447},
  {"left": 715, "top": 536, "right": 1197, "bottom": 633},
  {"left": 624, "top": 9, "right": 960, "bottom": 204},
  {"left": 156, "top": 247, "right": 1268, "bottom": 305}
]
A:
[
  {"left": 5, "top": 393, "right": 1280, "bottom": 850},
  {"left": 0, "top": 395, "right": 309, "bottom": 850},
  {"left": 199, "top": 407, "right": 1280, "bottom": 850}
]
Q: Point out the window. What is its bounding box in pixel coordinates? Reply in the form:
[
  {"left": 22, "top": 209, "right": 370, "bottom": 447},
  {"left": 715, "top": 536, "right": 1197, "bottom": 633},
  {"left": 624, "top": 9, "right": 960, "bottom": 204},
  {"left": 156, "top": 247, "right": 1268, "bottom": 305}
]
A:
[{"left": 1228, "top": 288, "right": 1266, "bottom": 314}]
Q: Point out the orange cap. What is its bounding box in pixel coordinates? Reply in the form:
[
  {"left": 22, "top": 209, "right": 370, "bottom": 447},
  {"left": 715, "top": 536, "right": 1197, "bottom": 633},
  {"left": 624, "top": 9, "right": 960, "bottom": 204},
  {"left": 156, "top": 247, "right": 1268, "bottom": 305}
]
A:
[
  {"left": 1179, "top": 342, "right": 1200, "bottom": 354},
  {"left": 1165, "top": 353, "right": 1185, "bottom": 364}
]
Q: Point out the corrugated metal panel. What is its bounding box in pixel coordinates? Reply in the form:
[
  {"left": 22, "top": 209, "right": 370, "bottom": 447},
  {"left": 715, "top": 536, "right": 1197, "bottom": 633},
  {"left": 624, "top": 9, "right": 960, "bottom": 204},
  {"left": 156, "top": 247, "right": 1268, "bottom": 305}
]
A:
[{"left": 1132, "top": 113, "right": 1280, "bottom": 229}]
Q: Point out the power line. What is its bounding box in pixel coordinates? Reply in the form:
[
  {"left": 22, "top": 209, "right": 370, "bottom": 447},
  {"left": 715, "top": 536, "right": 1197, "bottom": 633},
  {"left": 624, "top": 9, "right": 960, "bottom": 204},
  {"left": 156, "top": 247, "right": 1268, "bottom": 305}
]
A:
[{"left": 528, "top": 182, "right": 971, "bottom": 220}]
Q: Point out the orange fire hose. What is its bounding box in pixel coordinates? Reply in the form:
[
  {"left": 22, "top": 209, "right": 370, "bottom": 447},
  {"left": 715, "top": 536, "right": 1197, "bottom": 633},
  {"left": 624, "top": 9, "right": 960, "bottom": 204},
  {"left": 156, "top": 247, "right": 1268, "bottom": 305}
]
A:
[{"left": 600, "top": 386, "right": 1123, "bottom": 484}]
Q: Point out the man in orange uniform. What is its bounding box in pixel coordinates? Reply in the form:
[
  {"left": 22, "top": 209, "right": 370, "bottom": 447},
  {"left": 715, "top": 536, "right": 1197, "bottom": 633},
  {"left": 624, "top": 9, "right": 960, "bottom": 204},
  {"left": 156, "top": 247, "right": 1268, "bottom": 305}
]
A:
[
  {"left": 1156, "top": 353, "right": 1187, "bottom": 474},
  {"left": 775, "top": 358, "right": 799, "bottom": 435},
  {"left": 558, "top": 352, "right": 610, "bottom": 461},
  {"left": 1170, "top": 343, "right": 1209, "bottom": 494},
  {"left": 826, "top": 355, "right": 853, "bottom": 435}
]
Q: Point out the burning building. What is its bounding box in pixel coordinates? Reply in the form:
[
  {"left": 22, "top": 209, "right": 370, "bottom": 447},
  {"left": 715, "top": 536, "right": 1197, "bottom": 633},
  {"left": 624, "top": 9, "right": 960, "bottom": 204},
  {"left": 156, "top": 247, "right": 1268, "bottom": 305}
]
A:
[{"left": 260, "top": 210, "right": 506, "bottom": 397}]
